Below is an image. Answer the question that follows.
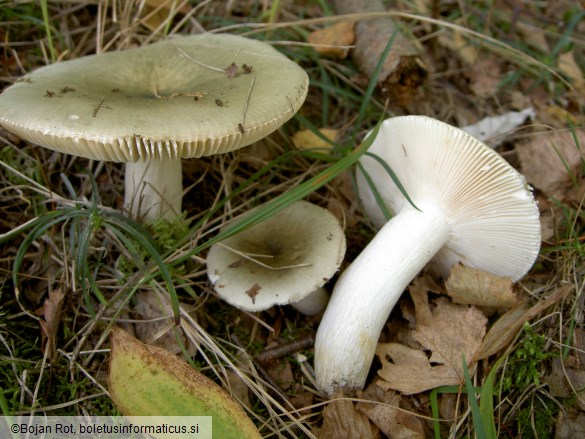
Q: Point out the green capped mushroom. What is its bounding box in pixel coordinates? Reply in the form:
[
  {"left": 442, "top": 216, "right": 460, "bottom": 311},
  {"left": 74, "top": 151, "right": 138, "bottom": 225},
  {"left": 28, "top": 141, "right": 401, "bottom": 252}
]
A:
[{"left": 0, "top": 33, "right": 308, "bottom": 220}]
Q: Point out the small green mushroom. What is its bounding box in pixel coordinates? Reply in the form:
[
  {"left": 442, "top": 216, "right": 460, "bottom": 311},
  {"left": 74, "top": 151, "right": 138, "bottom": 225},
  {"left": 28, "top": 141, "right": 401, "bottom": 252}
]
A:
[{"left": 207, "top": 200, "right": 346, "bottom": 315}]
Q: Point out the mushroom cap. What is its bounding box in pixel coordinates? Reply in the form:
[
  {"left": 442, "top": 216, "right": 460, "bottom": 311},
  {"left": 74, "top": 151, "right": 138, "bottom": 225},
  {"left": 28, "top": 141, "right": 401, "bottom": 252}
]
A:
[
  {"left": 206, "top": 200, "right": 346, "bottom": 311},
  {"left": 356, "top": 115, "right": 541, "bottom": 282},
  {"left": 0, "top": 33, "right": 308, "bottom": 162}
]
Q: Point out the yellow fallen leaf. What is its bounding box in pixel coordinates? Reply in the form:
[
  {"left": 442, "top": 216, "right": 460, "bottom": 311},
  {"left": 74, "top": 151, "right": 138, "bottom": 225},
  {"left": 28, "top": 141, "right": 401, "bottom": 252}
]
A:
[
  {"left": 108, "top": 327, "right": 261, "bottom": 439},
  {"left": 292, "top": 128, "right": 339, "bottom": 154},
  {"left": 307, "top": 21, "right": 355, "bottom": 58},
  {"left": 140, "top": 0, "right": 190, "bottom": 32}
]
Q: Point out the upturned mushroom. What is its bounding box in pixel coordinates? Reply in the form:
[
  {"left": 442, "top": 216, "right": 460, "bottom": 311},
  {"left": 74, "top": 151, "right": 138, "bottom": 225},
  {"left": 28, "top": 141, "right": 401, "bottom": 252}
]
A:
[
  {"left": 314, "top": 115, "right": 541, "bottom": 396},
  {"left": 206, "top": 200, "right": 346, "bottom": 315},
  {"left": 0, "top": 33, "right": 308, "bottom": 220}
]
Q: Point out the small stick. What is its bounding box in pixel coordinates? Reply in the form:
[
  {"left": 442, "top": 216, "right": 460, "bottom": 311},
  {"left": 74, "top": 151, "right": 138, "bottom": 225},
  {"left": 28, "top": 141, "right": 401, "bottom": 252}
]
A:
[
  {"left": 256, "top": 336, "right": 315, "bottom": 364},
  {"left": 239, "top": 75, "right": 255, "bottom": 133},
  {"left": 217, "top": 241, "right": 311, "bottom": 270},
  {"left": 175, "top": 46, "right": 225, "bottom": 74},
  {"left": 92, "top": 98, "right": 111, "bottom": 117},
  {"left": 153, "top": 88, "right": 205, "bottom": 100}
]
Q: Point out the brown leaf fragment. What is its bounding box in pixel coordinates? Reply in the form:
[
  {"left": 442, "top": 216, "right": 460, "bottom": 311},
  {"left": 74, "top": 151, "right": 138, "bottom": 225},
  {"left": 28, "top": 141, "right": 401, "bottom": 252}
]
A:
[
  {"left": 555, "top": 410, "right": 585, "bottom": 439},
  {"left": 356, "top": 384, "right": 424, "bottom": 439},
  {"left": 139, "top": 0, "right": 191, "bottom": 32},
  {"left": 333, "top": 0, "right": 427, "bottom": 106},
  {"left": 316, "top": 398, "right": 378, "bottom": 439},
  {"left": 376, "top": 343, "right": 461, "bottom": 395},
  {"left": 245, "top": 283, "right": 261, "bottom": 303},
  {"left": 545, "top": 358, "right": 585, "bottom": 411},
  {"left": 377, "top": 298, "right": 487, "bottom": 394},
  {"left": 307, "top": 21, "right": 355, "bottom": 58},
  {"left": 242, "top": 64, "right": 253, "bottom": 74},
  {"left": 475, "top": 285, "right": 573, "bottom": 360},
  {"left": 473, "top": 303, "right": 530, "bottom": 361},
  {"left": 516, "top": 128, "right": 585, "bottom": 200},
  {"left": 445, "top": 264, "right": 517, "bottom": 308},
  {"left": 35, "top": 289, "right": 65, "bottom": 360},
  {"left": 132, "top": 290, "right": 193, "bottom": 356},
  {"left": 225, "top": 62, "right": 239, "bottom": 78},
  {"left": 558, "top": 51, "right": 585, "bottom": 93},
  {"left": 468, "top": 56, "right": 501, "bottom": 97},
  {"left": 408, "top": 276, "right": 433, "bottom": 326},
  {"left": 266, "top": 359, "right": 295, "bottom": 390},
  {"left": 228, "top": 258, "right": 245, "bottom": 268},
  {"left": 292, "top": 128, "right": 339, "bottom": 154}
]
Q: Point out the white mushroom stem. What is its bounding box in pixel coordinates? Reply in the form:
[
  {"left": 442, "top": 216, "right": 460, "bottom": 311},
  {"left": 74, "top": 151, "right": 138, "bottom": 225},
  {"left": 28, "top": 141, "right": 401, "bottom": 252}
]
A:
[
  {"left": 124, "top": 159, "right": 183, "bottom": 221},
  {"left": 314, "top": 204, "right": 449, "bottom": 396},
  {"left": 291, "top": 287, "right": 330, "bottom": 316}
]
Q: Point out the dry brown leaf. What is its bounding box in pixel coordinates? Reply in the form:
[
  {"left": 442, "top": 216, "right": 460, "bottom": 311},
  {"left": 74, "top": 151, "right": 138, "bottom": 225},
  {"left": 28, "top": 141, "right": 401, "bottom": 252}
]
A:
[
  {"left": 376, "top": 343, "right": 461, "bottom": 395},
  {"left": 132, "top": 290, "right": 192, "bottom": 356},
  {"left": 516, "top": 128, "right": 585, "bottom": 200},
  {"left": 475, "top": 285, "right": 573, "bottom": 360},
  {"left": 545, "top": 358, "right": 585, "bottom": 411},
  {"left": 376, "top": 298, "right": 487, "bottom": 394},
  {"left": 334, "top": 0, "right": 427, "bottom": 106},
  {"left": 35, "top": 289, "right": 65, "bottom": 361},
  {"left": 558, "top": 51, "right": 585, "bottom": 93},
  {"left": 408, "top": 277, "right": 433, "bottom": 326},
  {"left": 468, "top": 57, "right": 501, "bottom": 97},
  {"left": 316, "top": 398, "right": 378, "bottom": 439},
  {"left": 223, "top": 350, "right": 254, "bottom": 410},
  {"left": 438, "top": 28, "right": 478, "bottom": 65},
  {"left": 473, "top": 303, "right": 530, "bottom": 361},
  {"left": 555, "top": 410, "right": 585, "bottom": 439},
  {"left": 266, "top": 359, "right": 295, "bottom": 390},
  {"left": 516, "top": 21, "right": 549, "bottom": 53},
  {"left": 356, "top": 384, "right": 425, "bottom": 439},
  {"left": 445, "top": 264, "right": 517, "bottom": 308},
  {"left": 307, "top": 21, "right": 355, "bottom": 58}
]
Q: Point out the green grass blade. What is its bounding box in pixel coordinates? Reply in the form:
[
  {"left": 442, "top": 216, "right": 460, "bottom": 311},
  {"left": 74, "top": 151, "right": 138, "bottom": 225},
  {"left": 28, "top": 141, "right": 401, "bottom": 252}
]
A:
[
  {"left": 355, "top": 161, "right": 392, "bottom": 220},
  {"left": 39, "top": 0, "right": 56, "bottom": 63},
  {"left": 362, "top": 151, "right": 421, "bottom": 211},
  {"left": 430, "top": 388, "right": 441, "bottom": 439},
  {"left": 462, "top": 355, "right": 487, "bottom": 439},
  {"left": 480, "top": 359, "right": 500, "bottom": 439}
]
